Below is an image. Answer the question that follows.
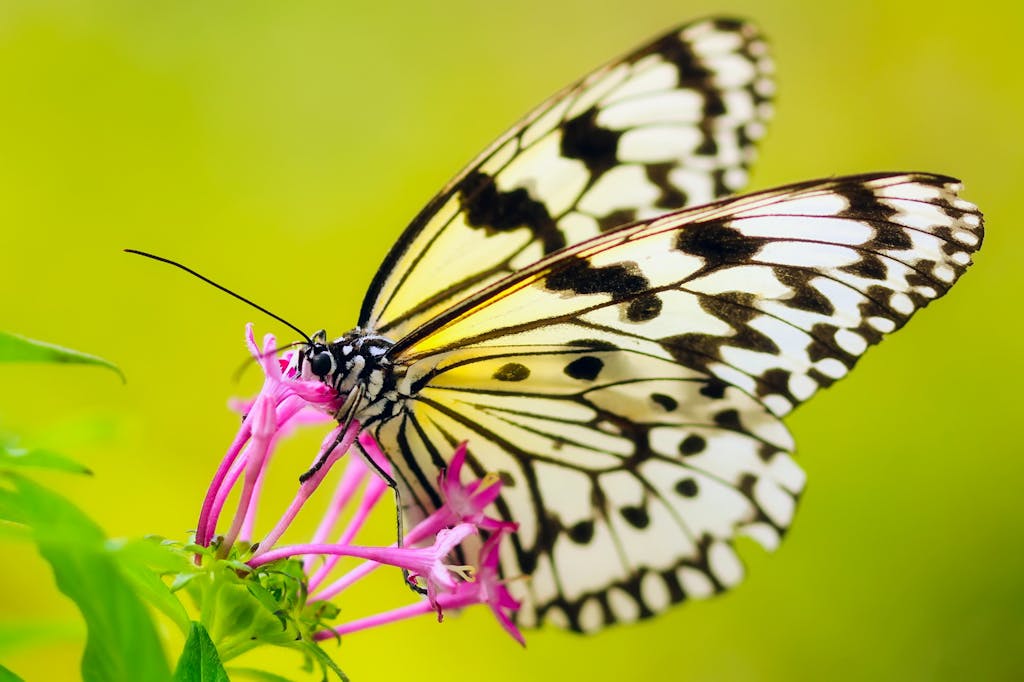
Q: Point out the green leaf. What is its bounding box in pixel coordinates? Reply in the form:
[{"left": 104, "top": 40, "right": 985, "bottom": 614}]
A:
[
  {"left": 0, "top": 488, "right": 29, "bottom": 525},
  {"left": 0, "top": 662, "right": 25, "bottom": 682},
  {"left": 303, "top": 642, "right": 349, "bottom": 682},
  {"left": 111, "top": 538, "right": 194, "bottom": 636},
  {"left": 173, "top": 623, "right": 229, "bottom": 682},
  {"left": 11, "top": 474, "right": 171, "bottom": 682},
  {"left": 0, "top": 620, "right": 80, "bottom": 654},
  {"left": 0, "top": 445, "right": 92, "bottom": 475},
  {"left": 0, "top": 331, "right": 124, "bottom": 381}
]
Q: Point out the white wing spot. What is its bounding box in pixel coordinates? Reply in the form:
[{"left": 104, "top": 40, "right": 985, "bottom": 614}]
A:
[
  {"left": 960, "top": 213, "right": 981, "bottom": 228},
  {"left": 578, "top": 598, "right": 605, "bottom": 633},
  {"left": 724, "top": 167, "right": 748, "bottom": 191},
  {"left": 607, "top": 588, "right": 640, "bottom": 624},
  {"left": 889, "top": 292, "right": 915, "bottom": 315},
  {"left": 640, "top": 571, "right": 671, "bottom": 612},
  {"left": 597, "top": 89, "right": 704, "bottom": 128},
  {"left": 707, "top": 542, "right": 745, "bottom": 587},
  {"left": 604, "top": 61, "right": 679, "bottom": 103},
  {"left": 753, "top": 76, "right": 775, "bottom": 97},
  {"left": 868, "top": 316, "right": 897, "bottom": 333},
  {"left": 788, "top": 373, "right": 817, "bottom": 402},
  {"left": 747, "top": 39, "right": 769, "bottom": 58},
  {"left": 762, "top": 394, "right": 793, "bottom": 416},
  {"left": 678, "top": 566, "right": 715, "bottom": 598},
  {"left": 834, "top": 329, "right": 868, "bottom": 355},
  {"left": 932, "top": 264, "right": 956, "bottom": 283},
  {"left": 578, "top": 164, "right": 661, "bottom": 216},
  {"left": 545, "top": 606, "right": 570, "bottom": 630},
  {"left": 815, "top": 358, "right": 848, "bottom": 379},
  {"left": 692, "top": 28, "right": 743, "bottom": 54},
  {"left": 754, "top": 478, "right": 796, "bottom": 526},
  {"left": 618, "top": 125, "right": 702, "bottom": 163},
  {"left": 740, "top": 522, "right": 781, "bottom": 551},
  {"left": 745, "top": 120, "right": 767, "bottom": 140}
]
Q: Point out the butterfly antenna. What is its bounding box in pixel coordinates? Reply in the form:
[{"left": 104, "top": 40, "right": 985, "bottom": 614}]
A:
[{"left": 125, "top": 249, "right": 312, "bottom": 344}]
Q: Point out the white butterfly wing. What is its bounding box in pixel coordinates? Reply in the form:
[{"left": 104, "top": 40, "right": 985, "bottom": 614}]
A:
[
  {"left": 370, "top": 173, "right": 982, "bottom": 631},
  {"left": 360, "top": 17, "right": 773, "bottom": 338}
]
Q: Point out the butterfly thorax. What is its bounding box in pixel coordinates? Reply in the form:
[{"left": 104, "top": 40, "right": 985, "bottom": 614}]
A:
[{"left": 299, "top": 328, "right": 400, "bottom": 421}]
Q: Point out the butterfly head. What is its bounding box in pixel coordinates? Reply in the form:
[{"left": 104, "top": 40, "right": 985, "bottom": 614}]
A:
[
  {"left": 304, "top": 329, "right": 336, "bottom": 379},
  {"left": 297, "top": 329, "right": 396, "bottom": 402}
]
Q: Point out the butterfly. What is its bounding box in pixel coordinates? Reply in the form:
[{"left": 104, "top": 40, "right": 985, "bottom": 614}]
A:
[{"left": 295, "top": 17, "right": 983, "bottom": 632}]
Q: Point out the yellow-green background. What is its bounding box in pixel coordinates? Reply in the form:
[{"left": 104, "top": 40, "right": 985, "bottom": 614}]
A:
[{"left": 1, "top": 1, "right": 1021, "bottom": 680}]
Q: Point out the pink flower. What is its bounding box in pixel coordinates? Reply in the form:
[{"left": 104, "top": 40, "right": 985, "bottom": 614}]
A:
[
  {"left": 436, "top": 528, "right": 525, "bottom": 645},
  {"left": 195, "top": 325, "right": 344, "bottom": 550},
  {"left": 197, "top": 325, "right": 524, "bottom": 650}
]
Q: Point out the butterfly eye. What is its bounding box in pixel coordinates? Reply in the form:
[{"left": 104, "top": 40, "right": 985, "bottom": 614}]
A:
[{"left": 309, "top": 350, "right": 334, "bottom": 377}]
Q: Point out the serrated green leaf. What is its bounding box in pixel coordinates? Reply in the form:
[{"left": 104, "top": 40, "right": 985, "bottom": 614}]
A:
[
  {"left": 0, "top": 331, "right": 124, "bottom": 382},
  {"left": 303, "top": 641, "right": 348, "bottom": 682},
  {"left": 12, "top": 474, "right": 171, "bottom": 682},
  {"left": 173, "top": 623, "right": 229, "bottom": 682}
]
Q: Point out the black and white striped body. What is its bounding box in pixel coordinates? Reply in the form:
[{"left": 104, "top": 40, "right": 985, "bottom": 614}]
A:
[{"left": 300, "top": 330, "right": 400, "bottom": 423}]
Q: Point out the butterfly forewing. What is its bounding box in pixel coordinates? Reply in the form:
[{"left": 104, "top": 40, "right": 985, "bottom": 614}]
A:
[
  {"left": 360, "top": 17, "right": 773, "bottom": 338},
  {"left": 317, "top": 14, "right": 983, "bottom": 634},
  {"left": 371, "top": 172, "right": 982, "bottom": 630}
]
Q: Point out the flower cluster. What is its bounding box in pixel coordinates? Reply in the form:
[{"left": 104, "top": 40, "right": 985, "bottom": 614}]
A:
[{"left": 192, "top": 324, "right": 524, "bottom": 659}]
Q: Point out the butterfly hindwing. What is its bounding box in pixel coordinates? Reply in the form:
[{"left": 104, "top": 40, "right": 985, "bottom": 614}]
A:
[
  {"left": 372, "top": 173, "right": 982, "bottom": 630},
  {"left": 361, "top": 17, "right": 773, "bottom": 338},
  {"left": 372, "top": 343, "right": 802, "bottom": 631}
]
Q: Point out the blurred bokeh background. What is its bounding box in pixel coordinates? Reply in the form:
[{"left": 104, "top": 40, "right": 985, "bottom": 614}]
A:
[{"left": 1, "top": 1, "right": 1021, "bottom": 680}]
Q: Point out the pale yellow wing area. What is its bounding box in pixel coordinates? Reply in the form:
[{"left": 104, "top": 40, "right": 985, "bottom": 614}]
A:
[{"left": 359, "top": 18, "right": 773, "bottom": 337}]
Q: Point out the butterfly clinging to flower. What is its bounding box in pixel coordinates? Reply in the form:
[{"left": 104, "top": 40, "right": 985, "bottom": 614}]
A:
[{"left": 178, "top": 17, "right": 988, "bottom": 633}]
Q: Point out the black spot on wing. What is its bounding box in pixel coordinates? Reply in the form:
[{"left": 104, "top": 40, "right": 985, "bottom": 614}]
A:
[
  {"left": 660, "top": 320, "right": 779, "bottom": 379},
  {"left": 651, "top": 393, "right": 678, "bottom": 412},
  {"left": 597, "top": 208, "right": 638, "bottom": 232},
  {"left": 565, "top": 356, "right": 604, "bottom": 381},
  {"left": 675, "top": 478, "right": 699, "bottom": 497},
  {"left": 678, "top": 434, "right": 706, "bottom": 456},
  {"left": 568, "top": 519, "right": 595, "bottom": 544},
  {"left": 456, "top": 169, "right": 566, "bottom": 253},
  {"left": 560, "top": 106, "right": 622, "bottom": 178},
  {"left": 840, "top": 253, "right": 889, "bottom": 282},
  {"left": 714, "top": 409, "right": 742, "bottom": 431},
  {"left": 838, "top": 183, "right": 898, "bottom": 222},
  {"left": 646, "top": 30, "right": 712, "bottom": 86},
  {"left": 620, "top": 505, "right": 650, "bottom": 529},
  {"left": 493, "top": 362, "right": 531, "bottom": 381},
  {"left": 646, "top": 163, "right": 688, "bottom": 210},
  {"left": 545, "top": 256, "right": 649, "bottom": 299},
  {"left": 774, "top": 268, "right": 837, "bottom": 314},
  {"left": 871, "top": 224, "right": 914, "bottom": 251},
  {"left": 626, "top": 294, "right": 663, "bottom": 322},
  {"left": 675, "top": 221, "right": 766, "bottom": 268},
  {"left": 699, "top": 379, "right": 727, "bottom": 399},
  {"left": 567, "top": 338, "right": 620, "bottom": 351}
]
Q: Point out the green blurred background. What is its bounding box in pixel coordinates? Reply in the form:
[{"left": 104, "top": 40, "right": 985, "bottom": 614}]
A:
[{"left": 1, "top": 1, "right": 1021, "bottom": 680}]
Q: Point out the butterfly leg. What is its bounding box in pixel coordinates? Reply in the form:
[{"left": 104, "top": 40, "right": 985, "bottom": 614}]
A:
[{"left": 353, "top": 435, "right": 428, "bottom": 595}]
